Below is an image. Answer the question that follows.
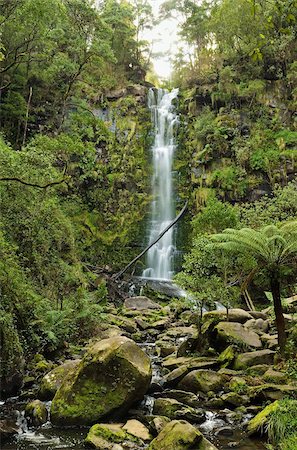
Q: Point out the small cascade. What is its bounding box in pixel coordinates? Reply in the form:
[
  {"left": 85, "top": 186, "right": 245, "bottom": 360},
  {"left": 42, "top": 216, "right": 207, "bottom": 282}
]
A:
[{"left": 142, "top": 88, "right": 179, "bottom": 280}]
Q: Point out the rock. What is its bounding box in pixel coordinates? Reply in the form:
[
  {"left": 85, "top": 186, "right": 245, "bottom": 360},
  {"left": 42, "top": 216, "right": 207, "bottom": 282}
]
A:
[
  {"left": 214, "top": 322, "right": 262, "bottom": 349},
  {"left": 51, "top": 336, "right": 151, "bottom": 426},
  {"left": 261, "top": 333, "right": 278, "bottom": 349},
  {"left": 162, "top": 356, "right": 217, "bottom": 371},
  {"left": 164, "top": 326, "right": 198, "bottom": 338},
  {"left": 249, "top": 311, "right": 268, "bottom": 320},
  {"left": 178, "top": 370, "right": 226, "bottom": 394},
  {"left": 148, "top": 419, "right": 202, "bottom": 450},
  {"left": 0, "top": 420, "right": 18, "bottom": 443},
  {"left": 123, "top": 419, "right": 151, "bottom": 441},
  {"left": 150, "top": 416, "right": 171, "bottom": 434},
  {"left": 218, "top": 346, "right": 236, "bottom": 368},
  {"left": 153, "top": 398, "right": 205, "bottom": 423},
  {"left": 249, "top": 384, "right": 297, "bottom": 402},
  {"left": 124, "top": 297, "right": 161, "bottom": 311},
  {"left": 233, "top": 349, "right": 275, "bottom": 370},
  {"left": 106, "top": 314, "right": 137, "bottom": 333},
  {"left": 244, "top": 319, "right": 269, "bottom": 333},
  {"left": 263, "top": 369, "right": 287, "bottom": 384},
  {"left": 283, "top": 295, "right": 297, "bottom": 313},
  {"left": 159, "top": 389, "right": 202, "bottom": 407},
  {"left": 247, "top": 401, "right": 279, "bottom": 435},
  {"left": 39, "top": 360, "right": 81, "bottom": 400},
  {"left": 25, "top": 400, "right": 47, "bottom": 426},
  {"left": 229, "top": 377, "right": 248, "bottom": 394},
  {"left": 203, "top": 309, "right": 253, "bottom": 323},
  {"left": 150, "top": 319, "right": 170, "bottom": 330},
  {"left": 221, "top": 392, "right": 249, "bottom": 408},
  {"left": 135, "top": 318, "right": 151, "bottom": 330},
  {"left": 156, "top": 341, "right": 176, "bottom": 357},
  {"left": 106, "top": 88, "right": 127, "bottom": 100},
  {"left": 164, "top": 366, "right": 189, "bottom": 386},
  {"left": 85, "top": 423, "right": 141, "bottom": 449},
  {"left": 177, "top": 337, "right": 199, "bottom": 357},
  {"left": 199, "top": 437, "right": 219, "bottom": 450},
  {"left": 246, "top": 364, "right": 271, "bottom": 376}
]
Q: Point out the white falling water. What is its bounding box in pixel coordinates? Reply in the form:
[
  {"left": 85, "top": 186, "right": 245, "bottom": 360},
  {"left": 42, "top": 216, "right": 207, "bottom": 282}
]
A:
[{"left": 142, "top": 88, "right": 179, "bottom": 280}]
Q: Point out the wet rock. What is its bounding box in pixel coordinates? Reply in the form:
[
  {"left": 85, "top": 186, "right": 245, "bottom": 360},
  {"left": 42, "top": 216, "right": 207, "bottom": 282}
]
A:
[
  {"left": 25, "top": 399, "right": 47, "bottom": 426},
  {"left": 0, "top": 420, "right": 18, "bottom": 443},
  {"left": 178, "top": 370, "right": 226, "bottom": 394},
  {"left": 214, "top": 322, "right": 262, "bottom": 350},
  {"left": 153, "top": 398, "right": 205, "bottom": 423},
  {"left": 51, "top": 336, "right": 152, "bottom": 426},
  {"left": 233, "top": 349, "right": 275, "bottom": 370},
  {"left": 249, "top": 384, "right": 297, "bottom": 402},
  {"left": 203, "top": 309, "right": 253, "bottom": 324},
  {"left": 164, "top": 366, "right": 189, "bottom": 386},
  {"left": 162, "top": 356, "right": 218, "bottom": 371},
  {"left": 85, "top": 423, "right": 141, "bottom": 449},
  {"left": 39, "top": 359, "right": 81, "bottom": 400},
  {"left": 124, "top": 297, "right": 161, "bottom": 311},
  {"left": 246, "top": 364, "right": 271, "bottom": 376},
  {"left": 123, "top": 419, "right": 151, "bottom": 441},
  {"left": 155, "top": 340, "right": 176, "bottom": 357},
  {"left": 148, "top": 419, "right": 202, "bottom": 450},
  {"left": 215, "top": 426, "right": 234, "bottom": 436}
]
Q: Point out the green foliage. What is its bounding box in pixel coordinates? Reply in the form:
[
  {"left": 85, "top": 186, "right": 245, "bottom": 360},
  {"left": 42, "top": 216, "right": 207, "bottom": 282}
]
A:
[{"left": 267, "top": 399, "right": 297, "bottom": 449}]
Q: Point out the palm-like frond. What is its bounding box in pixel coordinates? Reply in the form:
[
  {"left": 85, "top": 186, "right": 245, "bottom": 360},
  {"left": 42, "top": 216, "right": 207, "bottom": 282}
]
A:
[{"left": 209, "top": 221, "right": 297, "bottom": 269}]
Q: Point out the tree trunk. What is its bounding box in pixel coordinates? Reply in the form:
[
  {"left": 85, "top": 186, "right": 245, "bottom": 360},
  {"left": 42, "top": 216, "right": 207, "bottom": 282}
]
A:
[{"left": 270, "top": 274, "right": 286, "bottom": 355}]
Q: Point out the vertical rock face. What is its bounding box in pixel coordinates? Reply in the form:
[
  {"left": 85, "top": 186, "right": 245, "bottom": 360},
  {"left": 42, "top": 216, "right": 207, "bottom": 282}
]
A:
[{"left": 50, "top": 336, "right": 152, "bottom": 426}]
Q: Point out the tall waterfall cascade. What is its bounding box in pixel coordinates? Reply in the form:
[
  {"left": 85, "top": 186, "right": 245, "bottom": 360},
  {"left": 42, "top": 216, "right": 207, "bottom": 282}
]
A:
[{"left": 142, "top": 88, "right": 179, "bottom": 280}]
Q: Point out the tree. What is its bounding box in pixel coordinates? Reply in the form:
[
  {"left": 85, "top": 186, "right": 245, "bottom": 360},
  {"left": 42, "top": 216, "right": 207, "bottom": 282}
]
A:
[{"left": 210, "top": 222, "right": 297, "bottom": 354}]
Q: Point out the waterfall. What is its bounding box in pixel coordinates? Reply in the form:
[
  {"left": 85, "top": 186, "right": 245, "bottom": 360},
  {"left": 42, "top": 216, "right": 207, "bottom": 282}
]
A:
[{"left": 142, "top": 88, "right": 179, "bottom": 280}]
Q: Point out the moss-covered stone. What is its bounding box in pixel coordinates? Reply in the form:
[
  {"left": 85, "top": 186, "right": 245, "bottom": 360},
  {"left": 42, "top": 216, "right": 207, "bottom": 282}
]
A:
[
  {"left": 85, "top": 423, "right": 142, "bottom": 448},
  {"left": 247, "top": 401, "right": 279, "bottom": 435},
  {"left": 25, "top": 400, "right": 47, "bottom": 426},
  {"left": 39, "top": 360, "right": 81, "bottom": 400},
  {"left": 50, "top": 336, "right": 152, "bottom": 426},
  {"left": 153, "top": 398, "right": 205, "bottom": 422},
  {"left": 148, "top": 419, "right": 202, "bottom": 450},
  {"left": 233, "top": 349, "right": 275, "bottom": 370},
  {"left": 214, "top": 322, "right": 262, "bottom": 350},
  {"left": 178, "top": 370, "right": 226, "bottom": 394},
  {"left": 218, "top": 345, "right": 236, "bottom": 367}
]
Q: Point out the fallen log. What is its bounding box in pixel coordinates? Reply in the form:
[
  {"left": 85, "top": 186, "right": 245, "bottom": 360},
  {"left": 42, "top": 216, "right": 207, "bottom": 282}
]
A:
[{"left": 113, "top": 200, "right": 188, "bottom": 280}]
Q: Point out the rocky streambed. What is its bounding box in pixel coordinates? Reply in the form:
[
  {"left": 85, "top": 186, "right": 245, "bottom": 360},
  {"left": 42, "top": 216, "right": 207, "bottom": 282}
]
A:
[{"left": 2, "top": 294, "right": 297, "bottom": 450}]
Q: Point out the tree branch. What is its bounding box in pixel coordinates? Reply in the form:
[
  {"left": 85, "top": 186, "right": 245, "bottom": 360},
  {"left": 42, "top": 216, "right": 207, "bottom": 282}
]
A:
[
  {"left": 0, "top": 176, "right": 67, "bottom": 189},
  {"left": 113, "top": 201, "right": 189, "bottom": 280}
]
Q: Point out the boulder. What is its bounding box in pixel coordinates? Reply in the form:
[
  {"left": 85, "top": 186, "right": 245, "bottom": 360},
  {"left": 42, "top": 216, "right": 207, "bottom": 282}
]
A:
[
  {"left": 263, "top": 369, "right": 287, "bottom": 384},
  {"left": 178, "top": 370, "right": 226, "bottom": 394},
  {"left": 25, "top": 400, "right": 47, "bottom": 426},
  {"left": 162, "top": 356, "right": 217, "bottom": 371},
  {"left": 203, "top": 309, "right": 253, "bottom": 323},
  {"left": 85, "top": 423, "right": 141, "bottom": 449},
  {"left": 124, "top": 296, "right": 161, "bottom": 311},
  {"left": 153, "top": 398, "right": 205, "bottom": 423},
  {"left": 233, "top": 349, "right": 275, "bottom": 370},
  {"left": 39, "top": 360, "right": 81, "bottom": 400},
  {"left": 221, "top": 392, "right": 249, "bottom": 408},
  {"left": 123, "top": 419, "right": 151, "bottom": 441},
  {"left": 0, "top": 420, "right": 18, "bottom": 443},
  {"left": 214, "top": 322, "right": 262, "bottom": 349},
  {"left": 244, "top": 319, "right": 269, "bottom": 333},
  {"left": 150, "top": 416, "right": 171, "bottom": 434},
  {"left": 159, "top": 390, "right": 201, "bottom": 408},
  {"left": 51, "top": 336, "right": 151, "bottom": 426},
  {"left": 148, "top": 419, "right": 202, "bottom": 450}
]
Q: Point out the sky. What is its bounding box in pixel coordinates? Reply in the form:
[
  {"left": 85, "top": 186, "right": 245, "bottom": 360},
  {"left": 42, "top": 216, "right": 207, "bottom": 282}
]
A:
[{"left": 143, "top": 0, "right": 180, "bottom": 79}]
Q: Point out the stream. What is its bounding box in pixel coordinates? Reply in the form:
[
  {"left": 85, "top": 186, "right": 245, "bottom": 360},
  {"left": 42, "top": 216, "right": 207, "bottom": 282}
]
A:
[{"left": 0, "top": 336, "right": 266, "bottom": 450}]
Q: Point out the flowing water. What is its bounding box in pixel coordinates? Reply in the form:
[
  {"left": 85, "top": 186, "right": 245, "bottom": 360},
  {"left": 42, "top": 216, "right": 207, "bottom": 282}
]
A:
[{"left": 142, "top": 88, "right": 179, "bottom": 280}]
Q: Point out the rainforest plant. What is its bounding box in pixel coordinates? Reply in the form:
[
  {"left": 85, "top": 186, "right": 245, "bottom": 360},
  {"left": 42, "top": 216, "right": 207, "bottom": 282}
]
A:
[{"left": 210, "top": 222, "right": 297, "bottom": 354}]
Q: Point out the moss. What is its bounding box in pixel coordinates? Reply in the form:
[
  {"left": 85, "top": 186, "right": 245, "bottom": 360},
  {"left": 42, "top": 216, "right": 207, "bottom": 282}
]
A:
[
  {"left": 85, "top": 423, "right": 141, "bottom": 447},
  {"left": 281, "top": 434, "right": 297, "bottom": 450},
  {"left": 247, "top": 401, "right": 279, "bottom": 434},
  {"left": 25, "top": 400, "right": 47, "bottom": 426},
  {"left": 148, "top": 420, "right": 202, "bottom": 450},
  {"left": 218, "top": 345, "right": 235, "bottom": 368},
  {"left": 229, "top": 377, "right": 248, "bottom": 394}
]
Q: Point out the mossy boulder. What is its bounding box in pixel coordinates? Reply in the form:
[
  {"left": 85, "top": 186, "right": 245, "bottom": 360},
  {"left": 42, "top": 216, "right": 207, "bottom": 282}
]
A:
[
  {"left": 233, "top": 349, "right": 275, "bottom": 370},
  {"left": 203, "top": 309, "right": 253, "bottom": 323},
  {"left": 178, "top": 370, "right": 226, "bottom": 394},
  {"left": 153, "top": 398, "right": 205, "bottom": 423},
  {"left": 51, "top": 336, "right": 152, "bottom": 426},
  {"left": 247, "top": 400, "right": 279, "bottom": 435},
  {"left": 39, "top": 360, "right": 81, "bottom": 400},
  {"left": 214, "top": 322, "right": 262, "bottom": 350},
  {"left": 25, "top": 400, "right": 47, "bottom": 426},
  {"left": 85, "top": 423, "right": 141, "bottom": 449},
  {"left": 218, "top": 345, "right": 236, "bottom": 368},
  {"left": 148, "top": 419, "right": 202, "bottom": 450}
]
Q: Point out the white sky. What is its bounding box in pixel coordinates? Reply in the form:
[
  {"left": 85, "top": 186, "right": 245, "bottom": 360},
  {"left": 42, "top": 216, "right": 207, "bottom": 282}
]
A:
[{"left": 142, "top": 0, "right": 180, "bottom": 79}]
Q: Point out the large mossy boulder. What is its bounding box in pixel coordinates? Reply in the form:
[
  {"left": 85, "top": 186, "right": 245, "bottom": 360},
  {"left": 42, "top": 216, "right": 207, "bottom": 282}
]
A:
[
  {"left": 178, "top": 370, "right": 226, "bottom": 394},
  {"left": 51, "top": 336, "right": 152, "bottom": 426},
  {"left": 148, "top": 419, "right": 202, "bottom": 450},
  {"left": 39, "top": 360, "right": 81, "bottom": 400},
  {"left": 214, "top": 322, "right": 262, "bottom": 350},
  {"left": 85, "top": 423, "right": 142, "bottom": 449},
  {"left": 233, "top": 349, "right": 275, "bottom": 370}
]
